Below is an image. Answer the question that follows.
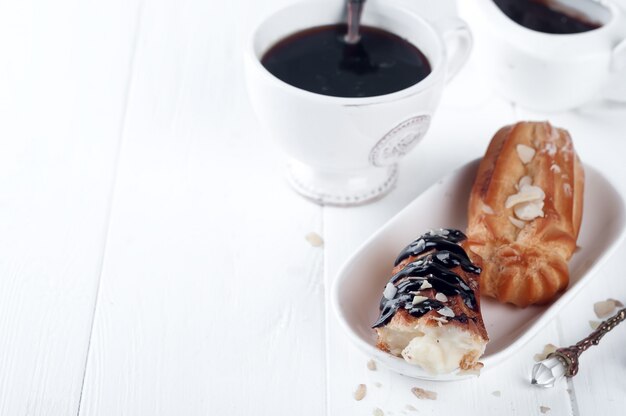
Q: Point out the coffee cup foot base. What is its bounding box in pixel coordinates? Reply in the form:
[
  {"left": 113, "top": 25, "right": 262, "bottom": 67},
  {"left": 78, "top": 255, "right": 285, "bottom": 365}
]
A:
[{"left": 285, "top": 160, "right": 398, "bottom": 207}]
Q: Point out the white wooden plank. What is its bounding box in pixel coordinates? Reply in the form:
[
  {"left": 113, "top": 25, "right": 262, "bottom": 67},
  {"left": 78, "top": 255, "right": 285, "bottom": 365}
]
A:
[
  {"left": 514, "top": 106, "right": 626, "bottom": 415},
  {"left": 78, "top": 0, "right": 326, "bottom": 414},
  {"left": 0, "top": 0, "right": 141, "bottom": 414}
]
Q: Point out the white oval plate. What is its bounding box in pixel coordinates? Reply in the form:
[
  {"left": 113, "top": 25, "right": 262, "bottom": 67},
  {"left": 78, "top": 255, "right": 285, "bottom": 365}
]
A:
[{"left": 331, "top": 159, "right": 626, "bottom": 381}]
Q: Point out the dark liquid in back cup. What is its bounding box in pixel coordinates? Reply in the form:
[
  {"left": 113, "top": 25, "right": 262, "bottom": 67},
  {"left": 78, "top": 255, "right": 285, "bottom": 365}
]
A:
[
  {"left": 493, "top": 0, "right": 602, "bottom": 34},
  {"left": 261, "top": 24, "right": 431, "bottom": 98}
]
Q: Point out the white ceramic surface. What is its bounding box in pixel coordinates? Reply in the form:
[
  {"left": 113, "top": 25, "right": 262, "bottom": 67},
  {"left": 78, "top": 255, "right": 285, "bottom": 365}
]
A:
[
  {"left": 244, "top": 0, "right": 472, "bottom": 206},
  {"left": 332, "top": 159, "right": 626, "bottom": 381},
  {"left": 459, "top": 0, "right": 626, "bottom": 112}
]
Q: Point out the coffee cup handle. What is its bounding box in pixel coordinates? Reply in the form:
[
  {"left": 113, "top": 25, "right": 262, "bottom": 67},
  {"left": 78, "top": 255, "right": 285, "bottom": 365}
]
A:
[
  {"left": 611, "top": 38, "right": 626, "bottom": 72},
  {"left": 434, "top": 17, "right": 473, "bottom": 83}
]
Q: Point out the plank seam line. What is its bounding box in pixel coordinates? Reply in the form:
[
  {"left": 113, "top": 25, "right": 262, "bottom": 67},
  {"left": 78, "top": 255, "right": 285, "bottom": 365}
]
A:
[
  {"left": 75, "top": 2, "right": 145, "bottom": 414},
  {"left": 557, "top": 315, "right": 580, "bottom": 416},
  {"left": 321, "top": 208, "right": 331, "bottom": 416}
]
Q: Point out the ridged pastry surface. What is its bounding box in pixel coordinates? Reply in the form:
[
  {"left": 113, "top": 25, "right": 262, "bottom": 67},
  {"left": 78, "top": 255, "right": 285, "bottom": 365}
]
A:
[{"left": 466, "top": 122, "right": 584, "bottom": 307}]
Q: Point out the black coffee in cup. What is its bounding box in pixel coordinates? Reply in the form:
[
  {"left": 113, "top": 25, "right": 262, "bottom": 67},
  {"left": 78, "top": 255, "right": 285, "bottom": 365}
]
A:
[
  {"left": 261, "top": 24, "right": 431, "bottom": 98},
  {"left": 493, "top": 0, "right": 602, "bottom": 34}
]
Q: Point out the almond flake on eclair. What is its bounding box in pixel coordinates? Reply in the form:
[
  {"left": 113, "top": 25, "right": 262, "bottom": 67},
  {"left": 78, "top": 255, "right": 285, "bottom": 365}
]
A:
[
  {"left": 543, "top": 142, "right": 557, "bottom": 156},
  {"left": 514, "top": 200, "right": 544, "bottom": 221},
  {"left": 420, "top": 280, "right": 432, "bottom": 290},
  {"left": 506, "top": 176, "right": 546, "bottom": 221},
  {"left": 437, "top": 306, "right": 455, "bottom": 318},
  {"left": 480, "top": 201, "right": 494, "bottom": 214},
  {"left": 412, "top": 295, "right": 428, "bottom": 305},
  {"left": 435, "top": 293, "right": 448, "bottom": 302},
  {"left": 508, "top": 216, "right": 526, "bottom": 229},
  {"left": 516, "top": 144, "right": 536, "bottom": 164},
  {"left": 383, "top": 283, "right": 397, "bottom": 300},
  {"left": 563, "top": 183, "right": 572, "bottom": 197}
]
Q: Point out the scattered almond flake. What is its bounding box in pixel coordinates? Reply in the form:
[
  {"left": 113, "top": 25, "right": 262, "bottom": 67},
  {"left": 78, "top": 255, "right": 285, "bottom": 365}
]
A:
[
  {"left": 405, "top": 404, "right": 417, "bottom": 412},
  {"left": 411, "top": 387, "right": 437, "bottom": 400},
  {"left": 481, "top": 201, "right": 494, "bottom": 214},
  {"left": 509, "top": 216, "right": 526, "bottom": 229},
  {"left": 610, "top": 298, "right": 624, "bottom": 308},
  {"left": 412, "top": 295, "right": 428, "bottom": 305},
  {"left": 563, "top": 183, "right": 572, "bottom": 197},
  {"left": 534, "top": 343, "right": 558, "bottom": 362},
  {"left": 589, "top": 320, "right": 601, "bottom": 330},
  {"left": 420, "top": 280, "right": 432, "bottom": 290},
  {"left": 353, "top": 384, "right": 367, "bottom": 401},
  {"left": 516, "top": 144, "right": 536, "bottom": 164},
  {"left": 594, "top": 299, "right": 619, "bottom": 318},
  {"left": 367, "top": 359, "right": 377, "bottom": 371},
  {"left": 374, "top": 382, "right": 382, "bottom": 388},
  {"left": 437, "top": 306, "right": 455, "bottom": 318},
  {"left": 491, "top": 390, "right": 501, "bottom": 397},
  {"left": 550, "top": 164, "right": 561, "bottom": 173},
  {"left": 540, "top": 405, "right": 551, "bottom": 414},
  {"left": 305, "top": 232, "right": 324, "bottom": 247},
  {"left": 383, "top": 283, "right": 397, "bottom": 300},
  {"left": 373, "top": 408, "right": 384, "bottom": 416}
]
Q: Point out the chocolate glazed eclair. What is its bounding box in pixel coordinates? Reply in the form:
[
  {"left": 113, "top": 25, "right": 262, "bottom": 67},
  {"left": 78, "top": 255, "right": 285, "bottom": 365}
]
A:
[{"left": 373, "top": 229, "right": 488, "bottom": 375}]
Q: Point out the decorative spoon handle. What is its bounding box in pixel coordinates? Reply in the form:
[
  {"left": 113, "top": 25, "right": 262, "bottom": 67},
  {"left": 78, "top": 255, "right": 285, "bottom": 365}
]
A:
[
  {"left": 550, "top": 307, "right": 626, "bottom": 377},
  {"left": 531, "top": 307, "right": 626, "bottom": 387},
  {"left": 345, "top": 0, "right": 366, "bottom": 44}
]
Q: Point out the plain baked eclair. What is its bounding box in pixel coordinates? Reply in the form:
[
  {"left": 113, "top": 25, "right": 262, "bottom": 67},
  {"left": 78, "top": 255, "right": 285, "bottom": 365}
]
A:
[{"left": 466, "top": 121, "right": 584, "bottom": 307}]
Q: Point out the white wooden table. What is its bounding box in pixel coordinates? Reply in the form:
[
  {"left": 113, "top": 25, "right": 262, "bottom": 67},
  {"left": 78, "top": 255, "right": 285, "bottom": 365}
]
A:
[{"left": 1, "top": 0, "right": 625, "bottom": 415}]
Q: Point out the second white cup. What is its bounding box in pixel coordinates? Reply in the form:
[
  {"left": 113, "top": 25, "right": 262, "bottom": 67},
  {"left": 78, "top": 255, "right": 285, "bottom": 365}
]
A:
[{"left": 460, "top": 0, "right": 626, "bottom": 112}]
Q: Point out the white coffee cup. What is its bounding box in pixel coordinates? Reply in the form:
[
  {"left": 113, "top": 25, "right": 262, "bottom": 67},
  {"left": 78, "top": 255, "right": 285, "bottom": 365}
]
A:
[
  {"left": 244, "top": 0, "right": 472, "bottom": 206},
  {"left": 459, "top": 0, "right": 626, "bottom": 112}
]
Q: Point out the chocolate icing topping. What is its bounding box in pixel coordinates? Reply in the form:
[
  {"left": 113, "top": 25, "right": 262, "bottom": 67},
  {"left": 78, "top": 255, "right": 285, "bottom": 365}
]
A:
[{"left": 372, "top": 229, "right": 481, "bottom": 328}]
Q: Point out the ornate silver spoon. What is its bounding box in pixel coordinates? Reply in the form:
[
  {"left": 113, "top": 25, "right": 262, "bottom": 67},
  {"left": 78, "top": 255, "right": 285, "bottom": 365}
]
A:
[
  {"left": 344, "top": 0, "right": 366, "bottom": 44},
  {"left": 531, "top": 307, "right": 626, "bottom": 387}
]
